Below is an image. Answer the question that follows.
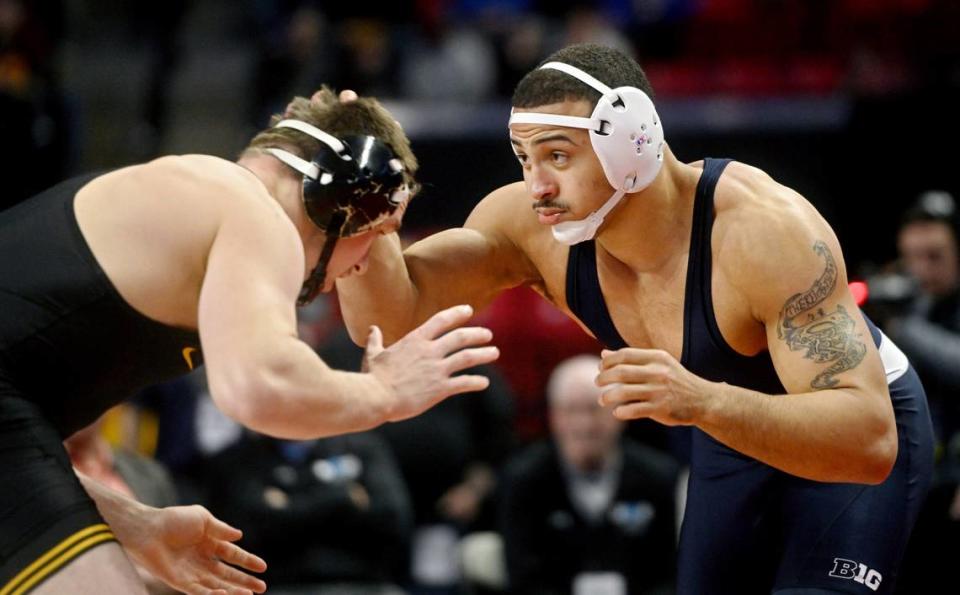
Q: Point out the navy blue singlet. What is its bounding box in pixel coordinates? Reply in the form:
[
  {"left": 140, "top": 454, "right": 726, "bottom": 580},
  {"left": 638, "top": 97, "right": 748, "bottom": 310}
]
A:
[{"left": 566, "top": 158, "right": 933, "bottom": 594}]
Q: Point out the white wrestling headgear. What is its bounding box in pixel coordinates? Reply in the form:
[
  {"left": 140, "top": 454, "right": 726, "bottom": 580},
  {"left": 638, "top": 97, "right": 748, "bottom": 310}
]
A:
[{"left": 509, "top": 61, "right": 665, "bottom": 245}]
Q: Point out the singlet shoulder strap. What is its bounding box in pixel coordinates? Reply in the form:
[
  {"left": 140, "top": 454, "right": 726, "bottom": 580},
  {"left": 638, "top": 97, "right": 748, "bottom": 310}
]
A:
[
  {"left": 565, "top": 240, "right": 628, "bottom": 349},
  {"left": 681, "top": 158, "right": 734, "bottom": 363}
]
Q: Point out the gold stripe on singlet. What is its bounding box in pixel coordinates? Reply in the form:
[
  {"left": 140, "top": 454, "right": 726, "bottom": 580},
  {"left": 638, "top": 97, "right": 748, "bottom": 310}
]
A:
[{"left": 0, "top": 523, "right": 116, "bottom": 595}]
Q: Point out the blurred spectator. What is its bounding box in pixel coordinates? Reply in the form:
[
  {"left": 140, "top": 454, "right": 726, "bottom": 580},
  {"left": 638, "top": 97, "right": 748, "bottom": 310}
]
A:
[
  {"left": 869, "top": 190, "right": 960, "bottom": 447},
  {"left": 332, "top": 18, "right": 398, "bottom": 98},
  {"left": 498, "top": 355, "right": 679, "bottom": 595},
  {"left": 203, "top": 430, "right": 412, "bottom": 594},
  {"left": 247, "top": 2, "right": 412, "bottom": 126},
  {"left": 64, "top": 409, "right": 178, "bottom": 508},
  {"left": 492, "top": 14, "right": 551, "bottom": 97},
  {"left": 0, "top": 0, "right": 72, "bottom": 209},
  {"left": 473, "top": 287, "right": 601, "bottom": 444},
  {"left": 247, "top": 1, "right": 336, "bottom": 127},
  {"left": 124, "top": 0, "right": 189, "bottom": 159},
  {"left": 400, "top": 14, "right": 497, "bottom": 102},
  {"left": 317, "top": 320, "right": 515, "bottom": 595},
  {"left": 864, "top": 189, "right": 960, "bottom": 594},
  {"left": 561, "top": 6, "right": 633, "bottom": 59}
]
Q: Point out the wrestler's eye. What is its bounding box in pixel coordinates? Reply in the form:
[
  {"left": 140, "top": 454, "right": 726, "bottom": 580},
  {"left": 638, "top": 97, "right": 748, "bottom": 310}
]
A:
[
  {"left": 551, "top": 152, "right": 568, "bottom": 165},
  {"left": 515, "top": 153, "right": 529, "bottom": 166}
]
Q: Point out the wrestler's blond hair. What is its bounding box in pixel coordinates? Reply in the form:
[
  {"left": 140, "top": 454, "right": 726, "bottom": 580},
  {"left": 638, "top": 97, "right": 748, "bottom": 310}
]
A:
[{"left": 243, "top": 86, "right": 419, "bottom": 193}]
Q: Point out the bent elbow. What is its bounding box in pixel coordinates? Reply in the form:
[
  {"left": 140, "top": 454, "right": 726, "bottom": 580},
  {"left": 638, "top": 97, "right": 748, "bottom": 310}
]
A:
[
  {"left": 346, "top": 320, "right": 406, "bottom": 347},
  {"left": 345, "top": 322, "right": 369, "bottom": 347},
  {"left": 340, "top": 306, "right": 386, "bottom": 347},
  {"left": 861, "top": 425, "right": 899, "bottom": 485},
  {"left": 207, "top": 366, "right": 276, "bottom": 430}
]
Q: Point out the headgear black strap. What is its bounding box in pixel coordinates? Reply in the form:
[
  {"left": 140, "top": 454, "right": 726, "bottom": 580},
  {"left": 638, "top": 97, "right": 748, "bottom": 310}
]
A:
[
  {"left": 267, "top": 120, "right": 408, "bottom": 305},
  {"left": 297, "top": 210, "right": 346, "bottom": 306}
]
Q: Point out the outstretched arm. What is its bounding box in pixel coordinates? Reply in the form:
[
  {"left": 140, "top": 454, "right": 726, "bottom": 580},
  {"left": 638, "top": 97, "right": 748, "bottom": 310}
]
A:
[
  {"left": 337, "top": 183, "right": 540, "bottom": 345},
  {"left": 199, "top": 184, "right": 499, "bottom": 440}
]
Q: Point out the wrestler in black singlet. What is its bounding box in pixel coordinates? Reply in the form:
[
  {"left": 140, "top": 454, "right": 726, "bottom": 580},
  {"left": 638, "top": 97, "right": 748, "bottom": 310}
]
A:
[
  {"left": 0, "top": 173, "right": 202, "bottom": 592},
  {"left": 566, "top": 158, "right": 933, "bottom": 594}
]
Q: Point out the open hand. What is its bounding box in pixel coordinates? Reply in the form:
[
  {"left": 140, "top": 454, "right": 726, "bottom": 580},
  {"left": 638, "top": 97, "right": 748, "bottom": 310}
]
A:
[
  {"left": 124, "top": 504, "right": 267, "bottom": 595},
  {"left": 365, "top": 304, "right": 499, "bottom": 422}
]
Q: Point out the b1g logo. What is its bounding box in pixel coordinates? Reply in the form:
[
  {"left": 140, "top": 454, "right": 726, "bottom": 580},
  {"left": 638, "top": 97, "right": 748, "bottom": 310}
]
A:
[{"left": 829, "top": 558, "right": 882, "bottom": 591}]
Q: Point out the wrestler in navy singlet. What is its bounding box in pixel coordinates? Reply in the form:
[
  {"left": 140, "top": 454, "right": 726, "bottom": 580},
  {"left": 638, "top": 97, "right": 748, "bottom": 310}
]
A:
[
  {"left": 566, "top": 158, "right": 934, "bottom": 594},
  {"left": 0, "top": 173, "right": 203, "bottom": 590}
]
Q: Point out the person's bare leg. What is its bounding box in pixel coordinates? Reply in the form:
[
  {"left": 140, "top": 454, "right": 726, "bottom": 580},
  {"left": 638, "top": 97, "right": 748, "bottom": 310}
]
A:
[{"left": 32, "top": 542, "right": 149, "bottom": 595}]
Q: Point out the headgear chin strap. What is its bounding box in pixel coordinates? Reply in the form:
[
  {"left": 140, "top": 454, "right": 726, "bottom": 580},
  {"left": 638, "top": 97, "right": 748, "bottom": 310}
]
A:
[
  {"left": 551, "top": 189, "right": 627, "bottom": 245},
  {"left": 509, "top": 61, "right": 665, "bottom": 245},
  {"left": 265, "top": 119, "right": 409, "bottom": 305}
]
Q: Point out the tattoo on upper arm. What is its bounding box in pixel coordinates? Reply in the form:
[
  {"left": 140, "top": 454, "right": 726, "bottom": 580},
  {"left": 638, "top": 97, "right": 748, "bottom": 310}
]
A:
[{"left": 776, "top": 241, "right": 867, "bottom": 389}]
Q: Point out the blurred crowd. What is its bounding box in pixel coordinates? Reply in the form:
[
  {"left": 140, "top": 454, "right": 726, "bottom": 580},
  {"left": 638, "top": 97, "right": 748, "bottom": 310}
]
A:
[
  {"left": 245, "top": 0, "right": 959, "bottom": 104},
  {"left": 2, "top": 0, "right": 960, "bottom": 593},
  {"left": 2, "top": 0, "right": 959, "bottom": 202}
]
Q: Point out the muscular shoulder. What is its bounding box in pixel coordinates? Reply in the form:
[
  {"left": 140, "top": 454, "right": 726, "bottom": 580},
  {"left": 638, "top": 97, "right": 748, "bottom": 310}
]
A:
[
  {"left": 712, "top": 162, "right": 846, "bottom": 322},
  {"left": 140, "top": 155, "right": 296, "bottom": 237},
  {"left": 464, "top": 181, "right": 548, "bottom": 280},
  {"left": 467, "top": 181, "right": 539, "bottom": 238},
  {"left": 138, "top": 155, "right": 274, "bottom": 207},
  {"left": 75, "top": 155, "right": 302, "bottom": 327}
]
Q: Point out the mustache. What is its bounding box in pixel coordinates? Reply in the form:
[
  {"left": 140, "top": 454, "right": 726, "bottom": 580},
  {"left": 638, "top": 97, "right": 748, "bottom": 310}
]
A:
[{"left": 532, "top": 200, "right": 569, "bottom": 211}]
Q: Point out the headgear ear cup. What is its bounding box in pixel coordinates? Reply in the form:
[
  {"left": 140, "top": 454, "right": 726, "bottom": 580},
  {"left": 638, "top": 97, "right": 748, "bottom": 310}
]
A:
[
  {"left": 509, "top": 61, "right": 666, "bottom": 244},
  {"left": 265, "top": 119, "right": 409, "bottom": 304},
  {"left": 588, "top": 86, "right": 664, "bottom": 191}
]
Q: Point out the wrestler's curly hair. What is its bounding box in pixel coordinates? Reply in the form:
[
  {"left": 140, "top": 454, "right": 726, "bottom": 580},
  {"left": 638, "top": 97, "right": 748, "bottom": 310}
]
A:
[{"left": 512, "top": 43, "right": 655, "bottom": 109}]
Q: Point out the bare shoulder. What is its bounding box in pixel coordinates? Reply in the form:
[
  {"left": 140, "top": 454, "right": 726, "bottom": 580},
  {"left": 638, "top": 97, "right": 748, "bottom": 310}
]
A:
[
  {"left": 712, "top": 161, "right": 846, "bottom": 319},
  {"left": 83, "top": 153, "right": 302, "bottom": 276},
  {"left": 139, "top": 155, "right": 279, "bottom": 210},
  {"left": 74, "top": 155, "right": 302, "bottom": 327},
  {"left": 468, "top": 181, "right": 552, "bottom": 248},
  {"left": 135, "top": 155, "right": 298, "bottom": 239},
  {"left": 712, "top": 161, "right": 838, "bottom": 257},
  {"left": 467, "top": 181, "right": 531, "bottom": 229},
  {"left": 469, "top": 180, "right": 554, "bottom": 265}
]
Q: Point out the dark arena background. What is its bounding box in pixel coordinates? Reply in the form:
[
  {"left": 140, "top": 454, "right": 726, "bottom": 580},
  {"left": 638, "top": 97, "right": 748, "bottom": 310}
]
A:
[{"left": 2, "top": 1, "right": 957, "bottom": 594}]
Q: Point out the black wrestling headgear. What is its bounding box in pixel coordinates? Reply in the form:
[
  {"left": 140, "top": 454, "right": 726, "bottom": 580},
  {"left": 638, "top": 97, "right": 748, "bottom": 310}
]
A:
[{"left": 266, "top": 119, "right": 409, "bottom": 305}]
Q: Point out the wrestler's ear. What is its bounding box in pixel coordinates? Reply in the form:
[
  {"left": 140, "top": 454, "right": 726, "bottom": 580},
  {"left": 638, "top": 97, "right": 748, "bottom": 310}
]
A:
[{"left": 337, "top": 90, "right": 358, "bottom": 103}]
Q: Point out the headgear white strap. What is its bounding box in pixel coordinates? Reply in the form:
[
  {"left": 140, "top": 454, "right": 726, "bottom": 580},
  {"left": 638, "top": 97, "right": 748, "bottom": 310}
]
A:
[
  {"left": 539, "top": 62, "right": 613, "bottom": 96},
  {"left": 508, "top": 111, "right": 601, "bottom": 131},
  {"left": 274, "top": 119, "right": 348, "bottom": 156},
  {"left": 507, "top": 62, "right": 616, "bottom": 131},
  {"left": 265, "top": 148, "right": 320, "bottom": 180}
]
